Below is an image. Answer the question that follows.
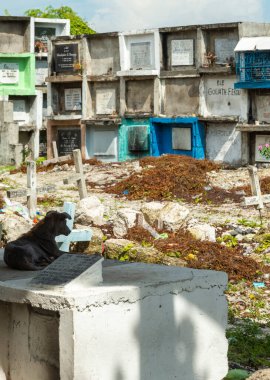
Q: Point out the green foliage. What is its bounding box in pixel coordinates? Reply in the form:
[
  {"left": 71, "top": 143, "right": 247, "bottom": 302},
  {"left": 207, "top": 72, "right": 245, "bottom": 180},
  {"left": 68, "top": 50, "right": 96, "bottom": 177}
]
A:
[
  {"left": 224, "top": 369, "right": 249, "bottom": 380},
  {"left": 227, "top": 320, "right": 270, "bottom": 369},
  {"left": 37, "top": 195, "right": 63, "bottom": 208},
  {"left": 254, "top": 233, "right": 270, "bottom": 253},
  {"left": 141, "top": 240, "right": 152, "bottom": 248},
  {"left": 118, "top": 243, "right": 134, "bottom": 261},
  {"left": 237, "top": 218, "right": 261, "bottom": 228},
  {"left": 25, "top": 6, "right": 95, "bottom": 35},
  {"left": 0, "top": 165, "right": 16, "bottom": 174},
  {"left": 217, "top": 234, "right": 238, "bottom": 248}
]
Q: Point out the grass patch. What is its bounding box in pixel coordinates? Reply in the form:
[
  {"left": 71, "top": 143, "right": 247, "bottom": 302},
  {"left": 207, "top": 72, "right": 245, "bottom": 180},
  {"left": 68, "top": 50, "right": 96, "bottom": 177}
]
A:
[{"left": 227, "top": 319, "right": 270, "bottom": 370}]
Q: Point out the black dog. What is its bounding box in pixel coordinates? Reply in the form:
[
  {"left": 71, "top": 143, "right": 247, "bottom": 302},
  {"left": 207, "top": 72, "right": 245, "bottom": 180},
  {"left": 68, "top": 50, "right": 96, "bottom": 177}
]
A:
[{"left": 4, "top": 211, "right": 71, "bottom": 271}]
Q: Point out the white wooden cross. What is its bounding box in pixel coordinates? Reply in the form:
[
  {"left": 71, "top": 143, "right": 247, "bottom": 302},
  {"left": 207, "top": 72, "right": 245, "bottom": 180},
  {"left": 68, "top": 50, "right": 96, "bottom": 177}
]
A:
[
  {"left": 55, "top": 201, "right": 92, "bottom": 252},
  {"left": 244, "top": 165, "right": 270, "bottom": 209},
  {"left": 63, "top": 149, "right": 88, "bottom": 200},
  {"left": 6, "top": 161, "right": 55, "bottom": 219}
]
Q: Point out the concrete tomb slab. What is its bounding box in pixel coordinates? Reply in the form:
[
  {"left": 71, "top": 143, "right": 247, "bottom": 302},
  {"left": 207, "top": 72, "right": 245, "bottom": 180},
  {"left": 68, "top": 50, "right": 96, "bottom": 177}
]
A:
[{"left": 0, "top": 248, "right": 228, "bottom": 380}]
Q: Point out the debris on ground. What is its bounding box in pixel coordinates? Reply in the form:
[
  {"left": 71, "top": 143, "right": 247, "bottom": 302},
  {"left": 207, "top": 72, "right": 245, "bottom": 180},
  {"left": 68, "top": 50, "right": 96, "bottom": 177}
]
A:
[
  {"left": 124, "top": 226, "right": 264, "bottom": 282},
  {"left": 104, "top": 155, "right": 243, "bottom": 203}
]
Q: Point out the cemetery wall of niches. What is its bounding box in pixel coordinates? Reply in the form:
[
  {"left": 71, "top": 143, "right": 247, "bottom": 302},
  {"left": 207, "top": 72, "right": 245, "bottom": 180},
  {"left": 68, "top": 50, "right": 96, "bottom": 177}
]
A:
[
  {"left": 0, "top": 301, "right": 60, "bottom": 380},
  {"left": 86, "top": 35, "right": 120, "bottom": 76},
  {"left": 88, "top": 81, "right": 120, "bottom": 117},
  {"left": 252, "top": 89, "right": 270, "bottom": 124},
  {"left": 0, "top": 20, "right": 30, "bottom": 53},
  {"left": 51, "top": 83, "right": 83, "bottom": 115},
  {"left": 52, "top": 39, "right": 83, "bottom": 75},
  {"left": 126, "top": 79, "right": 154, "bottom": 114},
  {"left": 47, "top": 119, "right": 84, "bottom": 159},
  {"left": 162, "top": 77, "right": 200, "bottom": 116},
  {"left": 206, "top": 122, "right": 243, "bottom": 165},
  {"left": 160, "top": 29, "right": 198, "bottom": 71},
  {"left": 200, "top": 75, "right": 248, "bottom": 119}
]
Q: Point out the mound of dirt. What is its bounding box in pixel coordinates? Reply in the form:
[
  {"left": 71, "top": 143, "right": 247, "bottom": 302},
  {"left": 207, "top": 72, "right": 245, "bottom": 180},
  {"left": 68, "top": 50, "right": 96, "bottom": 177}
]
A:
[{"left": 105, "top": 155, "right": 243, "bottom": 204}]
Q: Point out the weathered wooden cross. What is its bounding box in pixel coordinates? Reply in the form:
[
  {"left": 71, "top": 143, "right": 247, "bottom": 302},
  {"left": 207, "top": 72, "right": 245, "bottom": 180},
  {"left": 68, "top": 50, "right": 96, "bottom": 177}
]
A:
[
  {"left": 63, "top": 149, "right": 88, "bottom": 200},
  {"left": 244, "top": 165, "right": 270, "bottom": 210},
  {"left": 55, "top": 201, "right": 92, "bottom": 252},
  {"left": 6, "top": 161, "right": 55, "bottom": 219}
]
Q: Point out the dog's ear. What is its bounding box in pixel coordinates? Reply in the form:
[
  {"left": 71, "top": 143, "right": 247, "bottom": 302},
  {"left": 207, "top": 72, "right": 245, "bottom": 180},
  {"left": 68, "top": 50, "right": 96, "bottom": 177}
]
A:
[{"left": 62, "top": 212, "right": 72, "bottom": 220}]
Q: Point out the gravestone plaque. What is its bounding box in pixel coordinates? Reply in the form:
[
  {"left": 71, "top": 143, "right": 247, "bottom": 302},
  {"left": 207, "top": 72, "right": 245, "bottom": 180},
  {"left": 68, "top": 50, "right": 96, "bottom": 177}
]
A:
[
  {"left": 57, "top": 128, "right": 81, "bottom": 156},
  {"left": 215, "top": 38, "right": 238, "bottom": 64},
  {"left": 36, "top": 59, "right": 48, "bottom": 85},
  {"left": 55, "top": 44, "right": 79, "bottom": 73},
  {"left": 171, "top": 39, "right": 194, "bottom": 66},
  {"left": 96, "top": 88, "right": 116, "bottom": 114},
  {"left": 64, "top": 88, "right": 82, "bottom": 111},
  {"left": 30, "top": 254, "right": 104, "bottom": 290},
  {"left": 35, "top": 26, "right": 56, "bottom": 51},
  {"left": 0, "top": 63, "right": 19, "bottom": 84},
  {"left": 12, "top": 99, "right": 27, "bottom": 121},
  {"left": 172, "top": 127, "right": 192, "bottom": 150},
  {"left": 130, "top": 42, "right": 151, "bottom": 69}
]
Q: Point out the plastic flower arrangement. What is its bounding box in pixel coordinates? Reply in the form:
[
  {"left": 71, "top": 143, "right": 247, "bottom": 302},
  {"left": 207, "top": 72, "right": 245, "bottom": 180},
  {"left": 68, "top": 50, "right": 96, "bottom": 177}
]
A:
[{"left": 258, "top": 143, "right": 270, "bottom": 159}]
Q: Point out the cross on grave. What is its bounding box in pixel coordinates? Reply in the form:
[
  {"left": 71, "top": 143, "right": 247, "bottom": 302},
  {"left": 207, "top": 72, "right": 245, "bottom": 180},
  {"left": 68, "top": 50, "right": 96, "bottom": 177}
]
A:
[
  {"left": 244, "top": 165, "right": 270, "bottom": 209},
  {"left": 6, "top": 161, "right": 56, "bottom": 219},
  {"left": 42, "top": 141, "right": 72, "bottom": 166},
  {"left": 63, "top": 149, "right": 88, "bottom": 200},
  {"left": 55, "top": 201, "right": 92, "bottom": 252}
]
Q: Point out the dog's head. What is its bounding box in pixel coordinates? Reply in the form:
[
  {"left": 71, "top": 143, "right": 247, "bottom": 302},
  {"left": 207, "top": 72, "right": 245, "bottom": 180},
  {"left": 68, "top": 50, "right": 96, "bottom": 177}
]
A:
[
  {"left": 44, "top": 211, "right": 72, "bottom": 237},
  {"left": 28, "top": 211, "right": 72, "bottom": 239}
]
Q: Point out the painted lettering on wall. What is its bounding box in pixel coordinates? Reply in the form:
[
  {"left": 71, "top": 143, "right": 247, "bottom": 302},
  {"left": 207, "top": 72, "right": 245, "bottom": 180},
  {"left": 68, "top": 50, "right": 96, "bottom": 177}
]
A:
[
  {"left": 207, "top": 80, "right": 241, "bottom": 96},
  {"left": 0, "top": 63, "right": 19, "bottom": 84}
]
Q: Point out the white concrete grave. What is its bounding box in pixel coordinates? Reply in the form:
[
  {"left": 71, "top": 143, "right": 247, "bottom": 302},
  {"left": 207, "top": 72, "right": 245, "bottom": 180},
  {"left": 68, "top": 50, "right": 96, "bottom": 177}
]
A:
[
  {"left": 0, "top": 247, "right": 228, "bottom": 380},
  {"left": 118, "top": 29, "right": 160, "bottom": 76}
]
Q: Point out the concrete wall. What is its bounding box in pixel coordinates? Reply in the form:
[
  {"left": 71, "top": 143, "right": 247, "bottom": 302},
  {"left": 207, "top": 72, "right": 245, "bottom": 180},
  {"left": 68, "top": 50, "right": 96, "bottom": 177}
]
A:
[
  {"left": 87, "top": 36, "right": 120, "bottom": 76},
  {"left": 88, "top": 81, "right": 120, "bottom": 118},
  {"left": 126, "top": 79, "right": 154, "bottom": 114},
  {"left": 202, "top": 27, "right": 238, "bottom": 64},
  {"left": 252, "top": 90, "right": 270, "bottom": 123},
  {"left": 50, "top": 83, "right": 83, "bottom": 116},
  {"left": 200, "top": 76, "right": 248, "bottom": 120},
  {"left": 85, "top": 123, "right": 118, "bottom": 161},
  {"left": 0, "top": 301, "right": 59, "bottom": 380},
  {"left": 206, "top": 123, "right": 242, "bottom": 165},
  {"left": 0, "top": 101, "right": 23, "bottom": 166},
  {"left": 0, "top": 264, "right": 228, "bottom": 380},
  {"left": 162, "top": 77, "right": 200, "bottom": 116},
  {"left": 160, "top": 29, "right": 197, "bottom": 70},
  {"left": 0, "top": 20, "right": 30, "bottom": 53},
  {"left": 239, "top": 22, "right": 270, "bottom": 38},
  {"left": 0, "top": 53, "right": 35, "bottom": 96}
]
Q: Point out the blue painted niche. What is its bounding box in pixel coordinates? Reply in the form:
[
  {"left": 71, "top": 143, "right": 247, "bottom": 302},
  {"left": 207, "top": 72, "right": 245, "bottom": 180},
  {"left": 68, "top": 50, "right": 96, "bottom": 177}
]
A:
[
  {"left": 118, "top": 118, "right": 151, "bottom": 161},
  {"left": 150, "top": 117, "right": 205, "bottom": 159}
]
